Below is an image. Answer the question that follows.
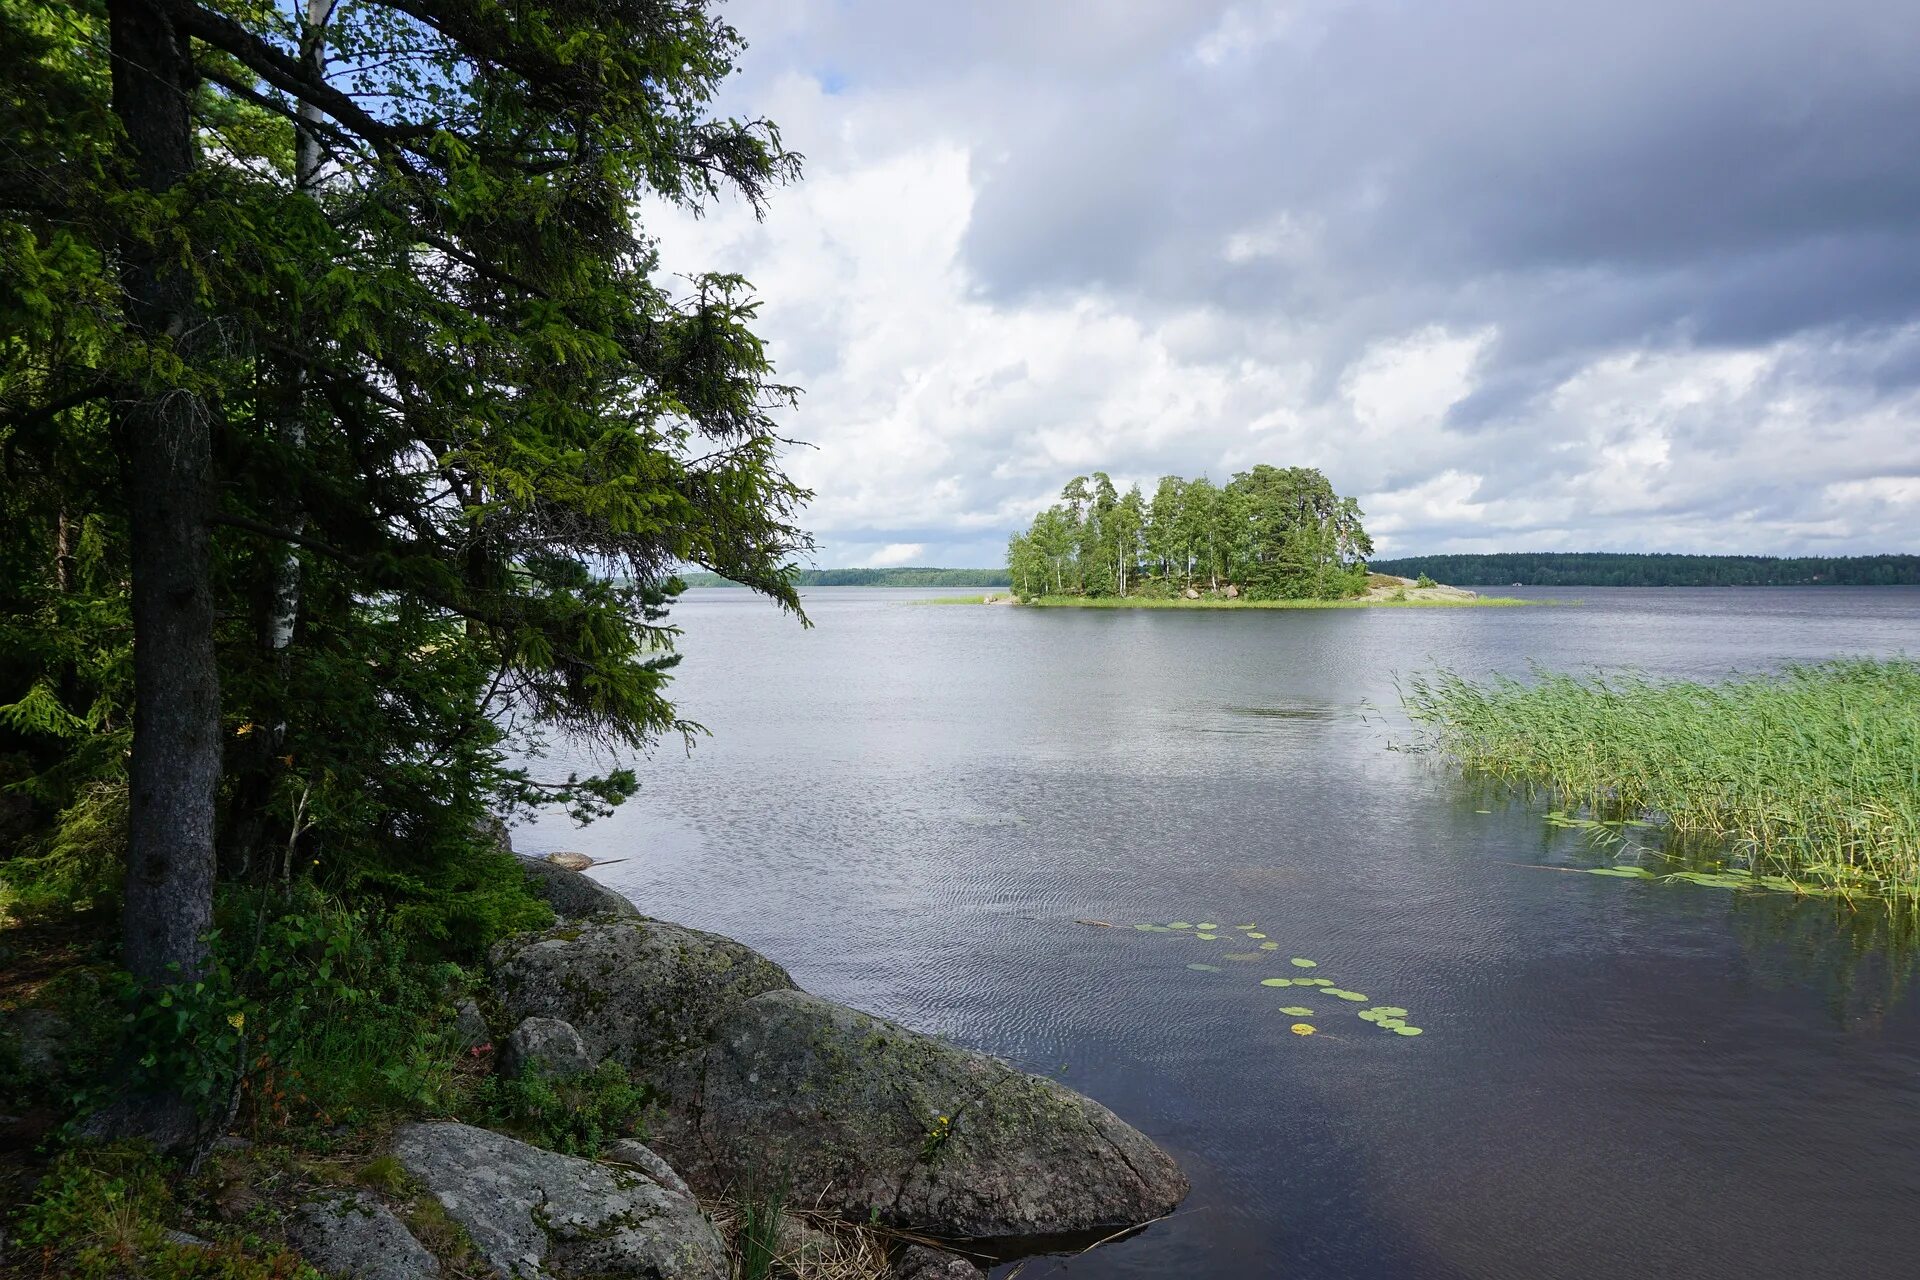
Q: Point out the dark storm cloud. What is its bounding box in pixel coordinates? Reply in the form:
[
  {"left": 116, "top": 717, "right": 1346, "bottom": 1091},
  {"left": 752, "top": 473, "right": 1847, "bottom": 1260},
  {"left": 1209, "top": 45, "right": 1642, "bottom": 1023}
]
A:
[
  {"left": 694, "top": 0, "right": 1920, "bottom": 562},
  {"left": 941, "top": 0, "right": 1920, "bottom": 361}
]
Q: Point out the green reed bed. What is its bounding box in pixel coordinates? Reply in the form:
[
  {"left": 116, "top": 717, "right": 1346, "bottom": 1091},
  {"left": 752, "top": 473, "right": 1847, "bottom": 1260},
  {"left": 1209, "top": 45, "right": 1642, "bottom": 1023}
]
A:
[{"left": 1403, "top": 658, "right": 1920, "bottom": 905}]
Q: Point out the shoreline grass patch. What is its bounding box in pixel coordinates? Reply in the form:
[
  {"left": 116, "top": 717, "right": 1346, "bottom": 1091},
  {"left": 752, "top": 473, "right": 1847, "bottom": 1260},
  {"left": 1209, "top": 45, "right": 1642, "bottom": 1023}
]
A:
[{"left": 1403, "top": 658, "right": 1920, "bottom": 905}]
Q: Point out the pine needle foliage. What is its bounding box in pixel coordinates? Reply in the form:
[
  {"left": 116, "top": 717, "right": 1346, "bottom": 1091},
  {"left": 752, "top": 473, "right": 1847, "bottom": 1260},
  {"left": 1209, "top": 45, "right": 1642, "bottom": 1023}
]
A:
[{"left": 1, "top": 0, "right": 812, "bottom": 952}]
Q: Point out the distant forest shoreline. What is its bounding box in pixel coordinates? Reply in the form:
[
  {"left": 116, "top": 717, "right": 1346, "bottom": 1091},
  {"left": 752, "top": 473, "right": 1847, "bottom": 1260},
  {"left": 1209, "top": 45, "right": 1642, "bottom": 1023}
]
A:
[
  {"left": 683, "top": 554, "right": 1920, "bottom": 590},
  {"left": 1368, "top": 554, "right": 1920, "bottom": 587},
  {"left": 681, "top": 567, "right": 1012, "bottom": 588}
]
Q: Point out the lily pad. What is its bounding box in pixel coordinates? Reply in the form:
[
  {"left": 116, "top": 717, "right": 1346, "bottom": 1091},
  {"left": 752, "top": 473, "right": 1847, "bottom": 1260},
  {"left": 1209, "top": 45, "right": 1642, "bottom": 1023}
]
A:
[
  {"left": 1290, "top": 1023, "right": 1316, "bottom": 1036},
  {"left": 1278, "top": 1006, "right": 1315, "bottom": 1016},
  {"left": 1295, "top": 977, "right": 1333, "bottom": 987},
  {"left": 1583, "top": 867, "right": 1655, "bottom": 879},
  {"left": 1259, "top": 942, "right": 1279, "bottom": 951},
  {"left": 1187, "top": 963, "right": 1222, "bottom": 972},
  {"left": 1665, "top": 870, "right": 1751, "bottom": 890},
  {"left": 1290, "top": 958, "right": 1317, "bottom": 968},
  {"left": 1323, "top": 989, "right": 1368, "bottom": 1001},
  {"left": 1373, "top": 1007, "right": 1408, "bottom": 1017},
  {"left": 1197, "top": 922, "right": 1219, "bottom": 930},
  {"left": 1195, "top": 932, "right": 1220, "bottom": 940},
  {"left": 1393, "top": 1025, "right": 1424, "bottom": 1036},
  {"left": 1259, "top": 977, "right": 1294, "bottom": 988},
  {"left": 1246, "top": 932, "right": 1267, "bottom": 939}
]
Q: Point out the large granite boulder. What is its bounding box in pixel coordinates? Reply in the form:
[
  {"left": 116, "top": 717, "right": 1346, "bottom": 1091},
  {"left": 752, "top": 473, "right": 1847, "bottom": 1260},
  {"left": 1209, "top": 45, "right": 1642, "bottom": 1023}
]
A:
[
  {"left": 287, "top": 1192, "right": 439, "bottom": 1279},
  {"left": 648, "top": 990, "right": 1188, "bottom": 1256},
  {"left": 393, "top": 1123, "right": 724, "bottom": 1280},
  {"left": 490, "top": 919, "right": 794, "bottom": 1071},
  {"left": 501, "top": 1017, "right": 593, "bottom": 1080},
  {"left": 602, "top": 1139, "right": 692, "bottom": 1200},
  {"left": 516, "top": 856, "right": 640, "bottom": 921}
]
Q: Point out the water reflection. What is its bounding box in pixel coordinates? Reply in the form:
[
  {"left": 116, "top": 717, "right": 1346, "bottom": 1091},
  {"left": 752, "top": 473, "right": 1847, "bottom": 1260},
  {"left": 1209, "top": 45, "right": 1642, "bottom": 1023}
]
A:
[{"left": 515, "top": 586, "right": 1920, "bottom": 1280}]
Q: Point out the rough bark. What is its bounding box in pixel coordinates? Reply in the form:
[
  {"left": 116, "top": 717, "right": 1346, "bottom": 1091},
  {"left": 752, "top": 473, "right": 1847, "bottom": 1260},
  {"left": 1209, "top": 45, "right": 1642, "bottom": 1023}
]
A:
[{"left": 110, "top": 0, "right": 220, "bottom": 984}]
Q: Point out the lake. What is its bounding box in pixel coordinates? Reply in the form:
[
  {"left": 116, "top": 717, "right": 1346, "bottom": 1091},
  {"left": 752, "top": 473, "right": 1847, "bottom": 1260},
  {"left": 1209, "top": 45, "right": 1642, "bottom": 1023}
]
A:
[{"left": 514, "top": 586, "right": 1920, "bottom": 1280}]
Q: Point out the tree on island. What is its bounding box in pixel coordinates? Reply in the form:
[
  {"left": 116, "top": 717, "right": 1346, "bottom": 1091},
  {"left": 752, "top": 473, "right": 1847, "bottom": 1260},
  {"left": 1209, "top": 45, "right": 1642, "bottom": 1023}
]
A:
[
  {"left": 2, "top": 0, "right": 805, "bottom": 1136},
  {"left": 1007, "top": 465, "right": 1373, "bottom": 600}
]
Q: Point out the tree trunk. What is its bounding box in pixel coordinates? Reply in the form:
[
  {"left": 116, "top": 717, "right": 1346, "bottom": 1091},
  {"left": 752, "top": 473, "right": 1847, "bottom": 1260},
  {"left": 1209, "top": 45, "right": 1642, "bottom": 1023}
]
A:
[
  {"left": 268, "top": 0, "right": 331, "bottom": 655},
  {"left": 110, "top": 0, "right": 220, "bottom": 985}
]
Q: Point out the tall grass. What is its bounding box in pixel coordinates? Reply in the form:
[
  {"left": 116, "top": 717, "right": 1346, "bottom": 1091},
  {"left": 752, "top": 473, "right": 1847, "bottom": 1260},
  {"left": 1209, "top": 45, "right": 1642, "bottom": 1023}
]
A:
[{"left": 1402, "top": 658, "right": 1920, "bottom": 904}]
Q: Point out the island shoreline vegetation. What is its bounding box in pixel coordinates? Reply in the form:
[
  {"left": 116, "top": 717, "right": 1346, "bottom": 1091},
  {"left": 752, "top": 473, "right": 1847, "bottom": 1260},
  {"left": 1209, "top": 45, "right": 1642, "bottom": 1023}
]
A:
[
  {"left": 1007, "top": 466, "right": 1376, "bottom": 602},
  {"left": 1021, "top": 592, "right": 1536, "bottom": 609}
]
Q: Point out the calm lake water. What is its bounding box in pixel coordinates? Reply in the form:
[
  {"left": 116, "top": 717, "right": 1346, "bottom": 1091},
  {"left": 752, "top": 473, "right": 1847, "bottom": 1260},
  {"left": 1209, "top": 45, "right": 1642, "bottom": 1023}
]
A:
[{"left": 516, "top": 586, "right": 1920, "bottom": 1280}]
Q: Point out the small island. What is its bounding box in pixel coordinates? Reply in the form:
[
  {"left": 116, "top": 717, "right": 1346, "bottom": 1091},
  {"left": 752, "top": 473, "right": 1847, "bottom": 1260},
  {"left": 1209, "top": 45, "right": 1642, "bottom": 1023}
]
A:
[{"left": 1003, "top": 466, "right": 1527, "bottom": 607}]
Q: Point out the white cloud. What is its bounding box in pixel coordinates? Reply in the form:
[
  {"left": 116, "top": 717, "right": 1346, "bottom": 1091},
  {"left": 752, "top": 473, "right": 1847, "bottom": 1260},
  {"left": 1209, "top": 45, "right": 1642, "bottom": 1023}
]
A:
[
  {"left": 866, "top": 542, "right": 926, "bottom": 567},
  {"left": 1191, "top": 3, "right": 1316, "bottom": 67},
  {"left": 640, "top": 15, "right": 1920, "bottom": 566}
]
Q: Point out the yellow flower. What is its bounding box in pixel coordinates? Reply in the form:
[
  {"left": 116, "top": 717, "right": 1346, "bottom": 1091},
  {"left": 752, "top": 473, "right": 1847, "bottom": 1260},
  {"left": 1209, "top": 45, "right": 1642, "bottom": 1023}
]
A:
[
  {"left": 227, "top": 1012, "right": 246, "bottom": 1031},
  {"left": 1290, "top": 1023, "right": 1316, "bottom": 1036}
]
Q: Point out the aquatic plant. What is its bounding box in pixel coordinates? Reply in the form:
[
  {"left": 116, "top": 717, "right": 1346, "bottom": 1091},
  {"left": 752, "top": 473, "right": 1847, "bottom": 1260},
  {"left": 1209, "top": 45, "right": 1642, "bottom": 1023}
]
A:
[
  {"left": 1404, "top": 658, "right": 1920, "bottom": 905},
  {"left": 1122, "top": 919, "right": 1428, "bottom": 1039}
]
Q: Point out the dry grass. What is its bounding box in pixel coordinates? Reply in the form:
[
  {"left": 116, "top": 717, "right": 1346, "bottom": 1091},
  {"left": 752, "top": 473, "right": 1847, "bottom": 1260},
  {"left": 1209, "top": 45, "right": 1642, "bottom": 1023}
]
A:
[{"left": 705, "top": 1196, "right": 893, "bottom": 1280}]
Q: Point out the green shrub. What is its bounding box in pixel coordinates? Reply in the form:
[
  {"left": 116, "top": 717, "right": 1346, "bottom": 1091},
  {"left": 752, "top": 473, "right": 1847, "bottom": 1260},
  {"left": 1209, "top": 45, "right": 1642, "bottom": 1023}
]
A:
[
  {"left": 473, "top": 1060, "right": 651, "bottom": 1154},
  {"left": 1415, "top": 573, "right": 1437, "bottom": 588},
  {"left": 11, "top": 1144, "right": 318, "bottom": 1280},
  {"left": 93, "top": 884, "right": 482, "bottom": 1136}
]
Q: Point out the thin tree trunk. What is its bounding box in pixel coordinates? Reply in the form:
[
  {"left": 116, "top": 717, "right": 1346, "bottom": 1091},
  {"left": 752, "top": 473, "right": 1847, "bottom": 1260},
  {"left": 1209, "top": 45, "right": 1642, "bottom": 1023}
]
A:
[
  {"left": 110, "top": 0, "right": 219, "bottom": 986},
  {"left": 268, "top": 0, "right": 331, "bottom": 656},
  {"left": 54, "top": 507, "right": 70, "bottom": 592},
  {"left": 222, "top": 0, "right": 330, "bottom": 885}
]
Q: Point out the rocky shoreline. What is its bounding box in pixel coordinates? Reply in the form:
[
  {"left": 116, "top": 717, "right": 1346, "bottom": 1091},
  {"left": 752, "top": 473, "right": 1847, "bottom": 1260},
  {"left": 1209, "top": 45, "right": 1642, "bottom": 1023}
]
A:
[{"left": 290, "top": 843, "right": 1189, "bottom": 1279}]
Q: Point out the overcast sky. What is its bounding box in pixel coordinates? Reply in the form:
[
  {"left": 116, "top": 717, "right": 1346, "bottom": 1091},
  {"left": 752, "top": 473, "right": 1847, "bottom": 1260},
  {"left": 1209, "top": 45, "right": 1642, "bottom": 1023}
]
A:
[{"left": 654, "top": 0, "right": 1920, "bottom": 568}]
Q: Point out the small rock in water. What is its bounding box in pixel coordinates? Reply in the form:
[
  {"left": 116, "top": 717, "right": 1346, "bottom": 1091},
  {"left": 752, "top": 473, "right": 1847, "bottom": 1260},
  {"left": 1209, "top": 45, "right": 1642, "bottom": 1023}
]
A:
[
  {"left": 545, "top": 851, "right": 596, "bottom": 871},
  {"left": 890, "top": 1243, "right": 988, "bottom": 1279}
]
